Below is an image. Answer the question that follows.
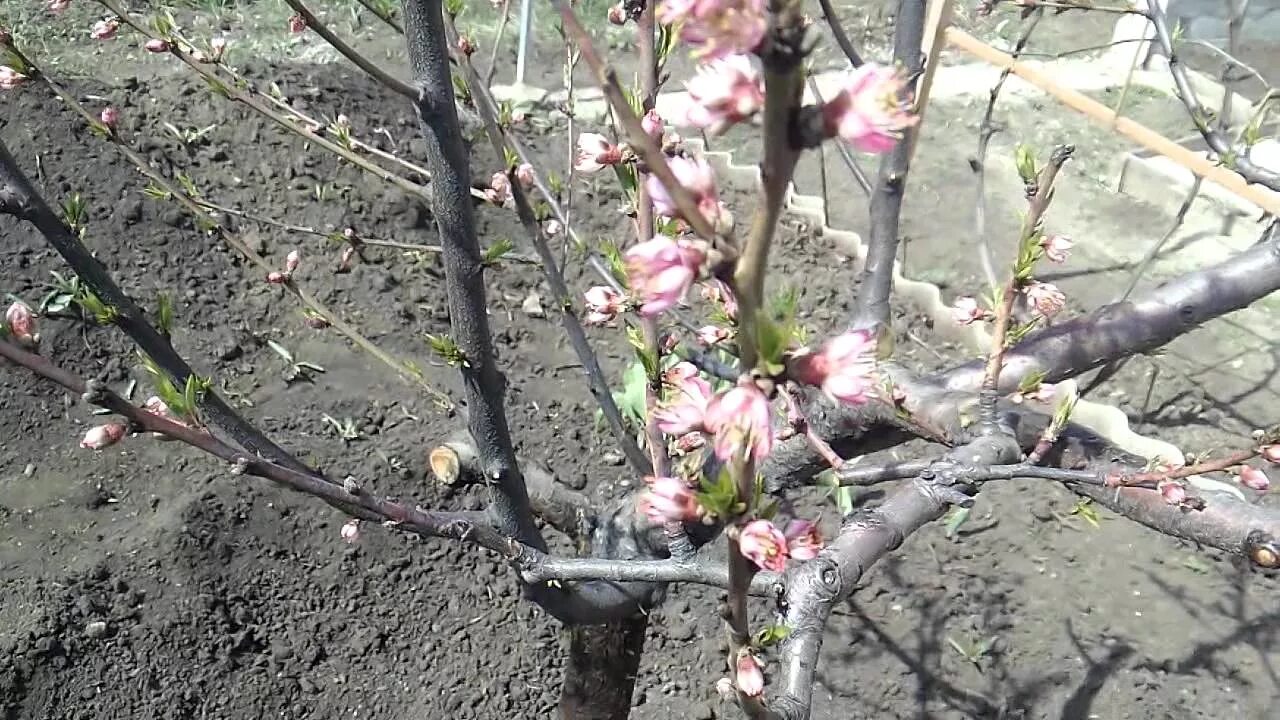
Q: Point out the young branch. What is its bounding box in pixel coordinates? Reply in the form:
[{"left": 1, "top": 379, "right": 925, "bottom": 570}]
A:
[
  {"left": 850, "top": 0, "right": 927, "bottom": 330},
  {"left": 817, "top": 0, "right": 865, "bottom": 68},
  {"left": 355, "top": 0, "right": 405, "bottom": 34},
  {"left": 284, "top": 0, "right": 417, "bottom": 98}
]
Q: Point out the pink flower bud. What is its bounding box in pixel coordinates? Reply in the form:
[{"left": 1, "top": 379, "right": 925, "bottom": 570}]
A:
[
  {"left": 700, "top": 279, "right": 738, "bottom": 319},
  {"left": 99, "top": 106, "right": 119, "bottom": 129},
  {"left": 788, "top": 330, "right": 878, "bottom": 406},
  {"left": 682, "top": 54, "right": 763, "bottom": 135},
  {"left": 266, "top": 271, "right": 288, "bottom": 284},
  {"left": 1240, "top": 466, "right": 1271, "bottom": 492},
  {"left": 488, "top": 171, "right": 512, "bottom": 205},
  {"left": 81, "top": 423, "right": 127, "bottom": 450},
  {"left": 583, "top": 286, "right": 624, "bottom": 326},
  {"left": 653, "top": 372, "right": 713, "bottom": 437},
  {"left": 735, "top": 651, "right": 765, "bottom": 697},
  {"left": 1039, "top": 234, "right": 1073, "bottom": 263},
  {"left": 209, "top": 36, "right": 228, "bottom": 61},
  {"left": 658, "top": 0, "right": 767, "bottom": 61},
  {"left": 47, "top": 0, "right": 72, "bottom": 15},
  {"left": 284, "top": 249, "right": 300, "bottom": 275},
  {"left": 607, "top": 3, "right": 627, "bottom": 25},
  {"left": 340, "top": 519, "right": 361, "bottom": 543},
  {"left": 543, "top": 219, "right": 563, "bottom": 237},
  {"left": 515, "top": 162, "right": 535, "bottom": 189},
  {"left": 457, "top": 35, "right": 475, "bottom": 56},
  {"left": 144, "top": 38, "right": 170, "bottom": 53},
  {"left": 288, "top": 13, "right": 307, "bottom": 33},
  {"left": 1159, "top": 480, "right": 1187, "bottom": 505},
  {"left": 951, "top": 296, "right": 986, "bottom": 325},
  {"left": 638, "top": 475, "right": 702, "bottom": 525},
  {"left": 783, "top": 519, "right": 823, "bottom": 560},
  {"left": 641, "top": 109, "right": 665, "bottom": 141},
  {"left": 738, "top": 519, "right": 788, "bottom": 572},
  {"left": 1262, "top": 445, "right": 1280, "bottom": 464},
  {"left": 696, "top": 325, "right": 730, "bottom": 346},
  {"left": 705, "top": 380, "right": 774, "bottom": 463},
  {"left": 0, "top": 65, "right": 25, "bottom": 90},
  {"left": 822, "top": 63, "right": 918, "bottom": 154},
  {"left": 5, "top": 301, "right": 37, "bottom": 345},
  {"left": 90, "top": 19, "right": 119, "bottom": 41},
  {"left": 624, "top": 235, "right": 707, "bottom": 316},
  {"left": 1024, "top": 282, "right": 1066, "bottom": 317},
  {"left": 574, "top": 133, "right": 622, "bottom": 174}
]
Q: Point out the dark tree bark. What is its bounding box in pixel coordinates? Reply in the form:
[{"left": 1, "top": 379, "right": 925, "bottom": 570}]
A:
[{"left": 561, "top": 617, "right": 650, "bottom": 720}]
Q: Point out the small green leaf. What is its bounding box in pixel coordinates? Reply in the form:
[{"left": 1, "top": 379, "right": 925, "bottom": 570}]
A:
[
  {"left": 426, "top": 333, "right": 468, "bottom": 367},
  {"left": 943, "top": 506, "right": 970, "bottom": 539},
  {"left": 1014, "top": 144, "right": 1038, "bottom": 185},
  {"left": 481, "top": 238, "right": 515, "bottom": 266},
  {"left": 1017, "top": 370, "right": 1048, "bottom": 394},
  {"left": 155, "top": 292, "right": 174, "bottom": 335},
  {"left": 752, "top": 624, "right": 791, "bottom": 648}
]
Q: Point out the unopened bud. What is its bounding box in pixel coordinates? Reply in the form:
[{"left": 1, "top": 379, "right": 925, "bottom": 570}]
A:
[
  {"left": 1262, "top": 445, "right": 1280, "bottom": 464},
  {"left": 1240, "top": 465, "right": 1271, "bottom": 492},
  {"left": 338, "top": 245, "right": 357, "bottom": 271},
  {"left": 340, "top": 519, "right": 361, "bottom": 543},
  {"left": 457, "top": 35, "right": 475, "bottom": 56},
  {"left": 266, "top": 270, "right": 288, "bottom": 284},
  {"left": 81, "top": 423, "right": 127, "bottom": 450},
  {"left": 99, "top": 106, "right": 119, "bottom": 129},
  {"left": 288, "top": 13, "right": 307, "bottom": 33},
  {"left": 515, "top": 163, "right": 535, "bottom": 189},
  {"left": 144, "top": 38, "right": 169, "bottom": 53},
  {"left": 607, "top": 3, "right": 627, "bottom": 25},
  {"left": 5, "top": 301, "right": 38, "bottom": 346},
  {"left": 284, "top": 249, "right": 300, "bottom": 275},
  {"left": 209, "top": 36, "right": 228, "bottom": 61}
]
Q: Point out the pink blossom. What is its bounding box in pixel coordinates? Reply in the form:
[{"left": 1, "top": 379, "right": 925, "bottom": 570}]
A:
[
  {"left": 90, "top": 19, "right": 119, "bottom": 41},
  {"left": 1262, "top": 445, "right": 1280, "bottom": 464},
  {"left": 339, "top": 245, "right": 357, "bottom": 271},
  {"left": 608, "top": 3, "right": 627, "bottom": 25},
  {"left": 735, "top": 651, "right": 765, "bottom": 697},
  {"left": 674, "top": 431, "right": 705, "bottom": 453},
  {"left": 738, "top": 519, "right": 788, "bottom": 572},
  {"left": 99, "top": 107, "right": 119, "bottom": 129},
  {"left": 641, "top": 109, "right": 665, "bottom": 141},
  {"left": 5, "top": 301, "right": 37, "bottom": 345},
  {"left": 638, "top": 475, "right": 702, "bottom": 524},
  {"left": 784, "top": 519, "right": 823, "bottom": 560},
  {"left": 47, "top": 0, "right": 72, "bottom": 14},
  {"left": 289, "top": 13, "right": 307, "bottom": 33},
  {"left": 266, "top": 271, "right": 288, "bottom": 284},
  {"left": 822, "top": 63, "right": 918, "bottom": 153},
  {"left": 663, "top": 361, "right": 699, "bottom": 386},
  {"left": 457, "top": 35, "right": 476, "bottom": 56},
  {"left": 1039, "top": 234, "right": 1073, "bottom": 263},
  {"left": 81, "top": 423, "right": 127, "bottom": 450},
  {"left": 340, "top": 519, "right": 361, "bottom": 542},
  {"left": 1024, "top": 281, "right": 1066, "bottom": 317},
  {"left": 575, "top": 133, "right": 622, "bottom": 174},
  {"left": 285, "top": 249, "right": 301, "bottom": 275},
  {"left": 1159, "top": 480, "right": 1187, "bottom": 505},
  {"left": 645, "top": 154, "right": 729, "bottom": 230},
  {"left": 658, "top": 0, "right": 767, "bottom": 60},
  {"left": 788, "top": 330, "right": 878, "bottom": 406},
  {"left": 583, "top": 285, "right": 625, "bottom": 326},
  {"left": 951, "top": 296, "right": 986, "bottom": 325},
  {"left": 683, "top": 54, "right": 763, "bottom": 135},
  {"left": 143, "top": 396, "right": 186, "bottom": 438},
  {"left": 654, "top": 371, "right": 713, "bottom": 437},
  {"left": 0, "top": 66, "right": 26, "bottom": 90},
  {"left": 1240, "top": 466, "right": 1271, "bottom": 492},
  {"left": 543, "top": 219, "right": 563, "bottom": 237},
  {"left": 515, "top": 162, "right": 535, "bottom": 189},
  {"left": 209, "top": 36, "right": 228, "bottom": 61},
  {"left": 700, "top": 279, "right": 738, "bottom": 319},
  {"left": 696, "top": 325, "right": 731, "bottom": 346},
  {"left": 487, "top": 171, "right": 512, "bottom": 205},
  {"left": 705, "top": 380, "right": 774, "bottom": 463},
  {"left": 624, "top": 235, "right": 707, "bottom": 316},
  {"left": 144, "top": 38, "right": 170, "bottom": 53}
]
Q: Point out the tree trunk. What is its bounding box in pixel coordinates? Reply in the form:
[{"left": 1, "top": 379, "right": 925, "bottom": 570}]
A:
[{"left": 560, "top": 617, "right": 649, "bottom": 719}]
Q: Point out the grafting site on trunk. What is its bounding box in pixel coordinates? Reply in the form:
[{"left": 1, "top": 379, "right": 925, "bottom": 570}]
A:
[{"left": 2, "top": 0, "right": 1279, "bottom": 718}]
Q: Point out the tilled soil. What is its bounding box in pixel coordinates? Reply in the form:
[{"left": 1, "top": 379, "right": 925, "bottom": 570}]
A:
[{"left": 2, "top": 57, "right": 1279, "bottom": 720}]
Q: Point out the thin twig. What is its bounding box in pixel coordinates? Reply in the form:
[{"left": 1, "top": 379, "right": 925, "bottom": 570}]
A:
[{"left": 284, "top": 0, "right": 417, "bottom": 98}]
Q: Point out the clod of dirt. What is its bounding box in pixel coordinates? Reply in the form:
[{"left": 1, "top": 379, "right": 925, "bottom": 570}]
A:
[{"left": 521, "top": 292, "right": 546, "bottom": 318}]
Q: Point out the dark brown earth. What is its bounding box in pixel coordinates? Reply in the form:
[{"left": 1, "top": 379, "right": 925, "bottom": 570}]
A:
[{"left": 2, "top": 14, "right": 1280, "bottom": 720}]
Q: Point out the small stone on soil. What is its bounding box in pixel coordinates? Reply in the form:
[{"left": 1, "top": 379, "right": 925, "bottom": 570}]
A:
[
  {"left": 83, "top": 621, "right": 109, "bottom": 639},
  {"left": 600, "top": 450, "right": 624, "bottom": 466},
  {"left": 521, "top": 293, "right": 545, "bottom": 318}
]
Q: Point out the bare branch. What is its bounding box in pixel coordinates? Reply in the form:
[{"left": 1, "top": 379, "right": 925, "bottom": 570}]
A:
[
  {"left": 816, "top": 0, "right": 865, "bottom": 68},
  {"left": 284, "top": 0, "right": 417, "bottom": 98}
]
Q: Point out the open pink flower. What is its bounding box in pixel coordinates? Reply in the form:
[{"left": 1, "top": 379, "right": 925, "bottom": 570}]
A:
[
  {"left": 822, "top": 63, "right": 918, "bottom": 154},
  {"left": 90, "top": 19, "right": 119, "bottom": 41},
  {"left": 951, "top": 296, "right": 986, "bottom": 325},
  {"left": 583, "top": 285, "right": 625, "bottom": 325},
  {"left": 735, "top": 650, "right": 765, "bottom": 697},
  {"left": 1024, "top": 281, "right": 1065, "bottom": 317},
  {"left": 638, "top": 475, "right": 702, "bottom": 524},
  {"left": 658, "top": 0, "right": 767, "bottom": 60},
  {"left": 0, "top": 66, "right": 27, "bottom": 90},
  {"left": 1039, "top": 234, "right": 1073, "bottom": 263},
  {"left": 515, "top": 162, "right": 535, "bottom": 189},
  {"left": 5, "top": 301, "right": 37, "bottom": 345},
  {"left": 654, "top": 371, "right": 713, "bottom": 437},
  {"left": 624, "top": 235, "right": 707, "bottom": 316},
  {"left": 288, "top": 13, "right": 307, "bottom": 33},
  {"left": 1159, "top": 480, "right": 1187, "bottom": 505},
  {"left": 641, "top": 109, "right": 665, "bottom": 141},
  {"left": 81, "top": 423, "right": 127, "bottom": 450},
  {"left": 788, "top": 330, "right": 878, "bottom": 406},
  {"left": 738, "top": 519, "right": 788, "bottom": 572},
  {"left": 683, "top": 54, "right": 763, "bottom": 135},
  {"left": 705, "top": 380, "right": 774, "bottom": 463},
  {"left": 784, "top": 519, "right": 823, "bottom": 560},
  {"left": 645, "top": 155, "right": 730, "bottom": 231},
  {"left": 575, "top": 133, "right": 622, "bottom": 174},
  {"left": 487, "top": 171, "right": 512, "bottom": 206},
  {"left": 697, "top": 325, "right": 731, "bottom": 346},
  {"left": 1240, "top": 466, "right": 1271, "bottom": 492}
]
